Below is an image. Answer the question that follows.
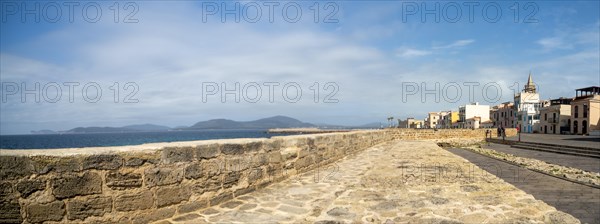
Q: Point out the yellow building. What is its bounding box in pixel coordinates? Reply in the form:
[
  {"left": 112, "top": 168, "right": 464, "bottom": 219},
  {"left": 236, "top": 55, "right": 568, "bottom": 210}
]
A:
[
  {"left": 571, "top": 86, "right": 600, "bottom": 135},
  {"left": 539, "top": 98, "right": 572, "bottom": 134},
  {"left": 442, "top": 111, "right": 459, "bottom": 128}
]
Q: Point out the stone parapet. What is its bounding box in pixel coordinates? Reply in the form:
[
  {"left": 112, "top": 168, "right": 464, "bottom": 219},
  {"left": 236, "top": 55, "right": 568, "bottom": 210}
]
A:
[{"left": 0, "top": 129, "right": 498, "bottom": 223}]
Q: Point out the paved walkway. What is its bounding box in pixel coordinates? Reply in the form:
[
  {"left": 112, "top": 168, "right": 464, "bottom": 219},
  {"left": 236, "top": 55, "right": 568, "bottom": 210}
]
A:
[
  {"left": 498, "top": 133, "right": 600, "bottom": 149},
  {"left": 482, "top": 143, "right": 600, "bottom": 173},
  {"left": 158, "top": 140, "right": 575, "bottom": 223},
  {"left": 448, "top": 148, "right": 600, "bottom": 224}
]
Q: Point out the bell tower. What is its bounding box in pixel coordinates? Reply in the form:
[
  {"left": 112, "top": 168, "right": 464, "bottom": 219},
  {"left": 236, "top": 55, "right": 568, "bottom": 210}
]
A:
[{"left": 523, "top": 71, "right": 536, "bottom": 93}]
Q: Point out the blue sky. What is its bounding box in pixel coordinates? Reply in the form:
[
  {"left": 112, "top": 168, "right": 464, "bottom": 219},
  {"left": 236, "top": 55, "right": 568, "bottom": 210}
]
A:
[{"left": 1, "top": 1, "right": 599, "bottom": 134}]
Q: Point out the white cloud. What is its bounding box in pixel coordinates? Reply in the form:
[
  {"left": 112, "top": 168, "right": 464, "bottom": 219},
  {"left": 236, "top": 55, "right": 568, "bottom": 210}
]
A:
[
  {"left": 536, "top": 23, "right": 599, "bottom": 52},
  {"left": 432, "top": 39, "right": 475, "bottom": 49},
  {"left": 537, "top": 37, "right": 571, "bottom": 50},
  {"left": 396, "top": 48, "right": 432, "bottom": 58}
]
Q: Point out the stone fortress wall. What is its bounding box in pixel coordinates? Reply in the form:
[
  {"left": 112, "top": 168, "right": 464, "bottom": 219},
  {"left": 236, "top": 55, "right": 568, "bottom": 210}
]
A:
[{"left": 0, "top": 128, "right": 515, "bottom": 223}]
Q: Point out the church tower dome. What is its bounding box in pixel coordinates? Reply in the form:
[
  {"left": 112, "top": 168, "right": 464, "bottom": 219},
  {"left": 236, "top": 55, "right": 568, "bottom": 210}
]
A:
[{"left": 523, "top": 72, "right": 536, "bottom": 93}]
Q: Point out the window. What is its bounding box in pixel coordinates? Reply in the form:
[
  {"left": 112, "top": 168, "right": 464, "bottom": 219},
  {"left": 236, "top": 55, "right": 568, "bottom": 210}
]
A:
[
  {"left": 544, "top": 113, "right": 547, "bottom": 121},
  {"left": 583, "top": 104, "right": 588, "bottom": 118}
]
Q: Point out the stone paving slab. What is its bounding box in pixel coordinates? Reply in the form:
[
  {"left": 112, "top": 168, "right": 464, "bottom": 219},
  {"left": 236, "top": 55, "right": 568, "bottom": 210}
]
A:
[
  {"left": 447, "top": 148, "right": 600, "bottom": 224},
  {"left": 158, "top": 140, "right": 576, "bottom": 224},
  {"left": 498, "top": 133, "right": 600, "bottom": 149},
  {"left": 483, "top": 143, "right": 600, "bottom": 173}
]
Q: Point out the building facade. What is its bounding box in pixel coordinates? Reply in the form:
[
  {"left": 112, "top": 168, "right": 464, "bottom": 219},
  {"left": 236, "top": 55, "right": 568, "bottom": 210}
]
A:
[
  {"left": 571, "top": 86, "right": 600, "bottom": 135},
  {"left": 539, "top": 98, "right": 572, "bottom": 134},
  {"left": 514, "top": 74, "right": 541, "bottom": 133},
  {"left": 458, "top": 102, "right": 490, "bottom": 128},
  {"left": 399, "top": 118, "right": 424, "bottom": 129},
  {"left": 491, "top": 102, "right": 515, "bottom": 128},
  {"left": 442, "top": 111, "right": 459, "bottom": 129}
]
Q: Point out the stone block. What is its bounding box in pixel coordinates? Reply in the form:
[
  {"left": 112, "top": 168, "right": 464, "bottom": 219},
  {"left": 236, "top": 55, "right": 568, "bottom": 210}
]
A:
[
  {"left": 234, "top": 186, "right": 255, "bottom": 197},
  {"left": 201, "top": 159, "right": 222, "bottom": 178},
  {"left": 253, "top": 153, "right": 269, "bottom": 167},
  {"left": 204, "top": 176, "right": 222, "bottom": 192},
  {"left": 264, "top": 139, "right": 282, "bottom": 152},
  {"left": 30, "top": 156, "right": 82, "bottom": 174},
  {"left": 267, "top": 164, "right": 284, "bottom": 178},
  {"left": 15, "top": 179, "right": 45, "bottom": 197},
  {"left": 82, "top": 154, "right": 123, "bottom": 170},
  {"left": 248, "top": 167, "right": 263, "bottom": 184},
  {"left": 27, "top": 201, "right": 65, "bottom": 223},
  {"left": 124, "top": 157, "right": 145, "bottom": 167},
  {"left": 221, "top": 143, "right": 245, "bottom": 155},
  {"left": 144, "top": 167, "right": 183, "bottom": 187},
  {"left": 195, "top": 144, "right": 220, "bottom": 159},
  {"left": 52, "top": 172, "right": 102, "bottom": 199},
  {"left": 124, "top": 153, "right": 160, "bottom": 167},
  {"left": 0, "top": 156, "right": 32, "bottom": 179},
  {"left": 223, "top": 172, "right": 240, "bottom": 188},
  {"left": 131, "top": 206, "right": 175, "bottom": 224},
  {"left": 177, "top": 200, "right": 208, "bottom": 213},
  {"left": 0, "top": 182, "right": 12, "bottom": 198},
  {"left": 114, "top": 191, "right": 154, "bottom": 212},
  {"left": 245, "top": 141, "right": 263, "bottom": 153},
  {"left": 156, "top": 186, "right": 191, "bottom": 208},
  {"left": 294, "top": 156, "right": 314, "bottom": 170},
  {"left": 67, "top": 195, "right": 112, "bottom": 220},
  {"left": 225, "top": 157, "right": 251, "bottom": 173},
  {"left": 298, "top": 147, "right": 312, "bottom": 158},
  {"left": 184, "top": 162, "right": 202, "bottom": 180},
  {"left": 0, "top": 200, "right": 22, "bottom": 223},
  {"left": 268, "top": 151, "right": 282, "bottom": 163},
  {"left": 210, "top": 193, "right": 233, "bottom": 206},
  {"left": 161, "top": 147, "right": 194, "bottom": 164},
  {"left": 106, "top": 171, "right": 142, "bottom": 190},
  {"left": 281, "top": 147, "right": 298, "bottom": 161}
]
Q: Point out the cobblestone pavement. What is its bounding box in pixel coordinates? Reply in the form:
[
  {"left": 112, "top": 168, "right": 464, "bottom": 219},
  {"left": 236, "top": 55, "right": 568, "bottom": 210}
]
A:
[
  {"left": 483, "top": 143, "right": 600, "bottom": 173},
  {"left": 158, "top": 140, "right": 576, "bottom": 224},
  {"left": 497, "top": 133, "right": 600, "bottom": 149},
  {"left": 448, "top": 148, "right": 600, "bottom": 224}
]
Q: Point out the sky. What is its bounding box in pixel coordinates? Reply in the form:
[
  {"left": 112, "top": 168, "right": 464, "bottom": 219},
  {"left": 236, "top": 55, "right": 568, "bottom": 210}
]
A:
[{"left": 1, "top": 0, "right": 599, "bottom": 134}]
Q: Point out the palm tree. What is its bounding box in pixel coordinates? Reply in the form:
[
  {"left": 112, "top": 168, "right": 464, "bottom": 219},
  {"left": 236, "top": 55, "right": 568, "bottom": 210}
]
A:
[{"left": 387, "top": 116, "right": 394, "bottom": 128}]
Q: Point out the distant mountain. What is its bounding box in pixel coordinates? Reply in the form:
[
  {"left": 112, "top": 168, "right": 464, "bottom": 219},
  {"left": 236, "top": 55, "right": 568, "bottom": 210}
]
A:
[
  {"left": 65, "top": 127, "right": 136, "bottom": 133},
  {"left": 30, "top": 129, "right": 57, "bottom": 134},
  {"left": 64, "top": 124, "right": 171, "bottom": 133},
  {"left": 187, "top": 116, "right": 315, "bottom": 130},
  {"left": 122, "top": 124, "right": 170, "bottom": 131}
]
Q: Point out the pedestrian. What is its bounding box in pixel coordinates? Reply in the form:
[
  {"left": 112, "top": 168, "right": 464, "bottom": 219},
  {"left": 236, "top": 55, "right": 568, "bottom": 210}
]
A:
[{"left": 501, "top": 127, "right": 506, "bottom": 141}]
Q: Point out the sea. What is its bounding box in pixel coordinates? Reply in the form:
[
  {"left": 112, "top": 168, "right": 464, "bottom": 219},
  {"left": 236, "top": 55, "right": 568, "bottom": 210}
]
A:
[{"left": 0, "top": 130, "right": 294, "bottom": 150}]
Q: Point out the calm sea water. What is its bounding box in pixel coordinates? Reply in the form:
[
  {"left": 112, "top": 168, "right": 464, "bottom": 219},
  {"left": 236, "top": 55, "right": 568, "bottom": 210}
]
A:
[{"left": 0, "top": 130, "right": 293, "bottom": 149}]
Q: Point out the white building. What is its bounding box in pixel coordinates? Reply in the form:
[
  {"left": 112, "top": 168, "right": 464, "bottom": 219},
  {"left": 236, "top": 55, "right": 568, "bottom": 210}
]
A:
[
  {"left": 458, "top": 102, "right": 490, "bottom": 128},
  {"left": 514, "top": 73, "right": 542, "bottom": 133},
  {"left": 426, "top": 111, "right": 449, "bottom": 129}
]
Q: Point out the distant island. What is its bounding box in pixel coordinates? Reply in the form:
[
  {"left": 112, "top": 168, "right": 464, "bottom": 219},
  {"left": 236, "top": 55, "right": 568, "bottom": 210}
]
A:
[
  {"left": 183, "top": 116, "right": 314, "bottom": 130},
  {"left": 64, "top": 124, "right": 171, "bottom": 134},
  {"left": 30, "top": 116, "right": 381, "bottom": 134}
]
